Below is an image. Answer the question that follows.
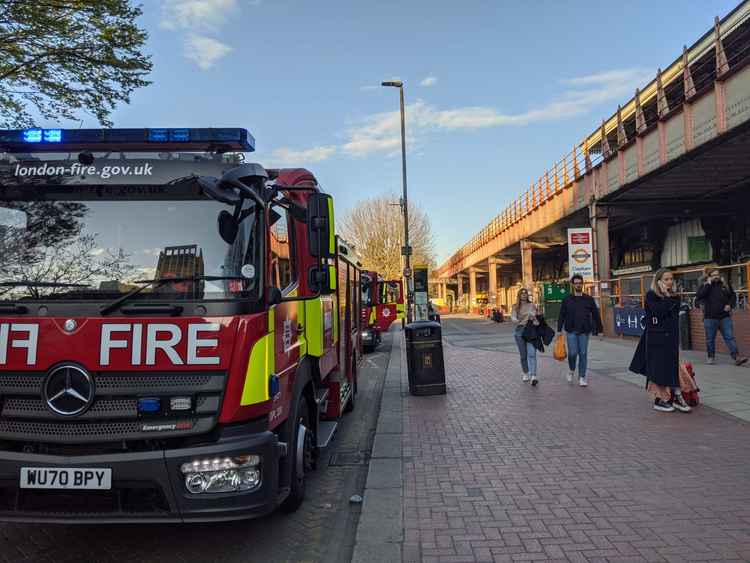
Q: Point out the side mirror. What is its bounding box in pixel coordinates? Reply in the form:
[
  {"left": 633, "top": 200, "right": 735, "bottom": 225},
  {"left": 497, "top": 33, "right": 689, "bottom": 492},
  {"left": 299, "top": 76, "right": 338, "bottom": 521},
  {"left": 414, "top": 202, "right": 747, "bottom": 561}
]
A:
[
  {"left": 219, "top": 163, "right": 269, "bottom": 197},
  {"left": 308, "top": 266, "right": 334, "bottom": 295},
  {"left": 307, "top": 193, "right": 334, "bottom": 259},
  {"left": 217, "top": 210, "right": 239, "bottom": 244},
  {"left": 268, "top": 287, "right": 282, "bottom": 306},
  {"left": 199, "top": 176, "right": 243, "bottom": 206}
]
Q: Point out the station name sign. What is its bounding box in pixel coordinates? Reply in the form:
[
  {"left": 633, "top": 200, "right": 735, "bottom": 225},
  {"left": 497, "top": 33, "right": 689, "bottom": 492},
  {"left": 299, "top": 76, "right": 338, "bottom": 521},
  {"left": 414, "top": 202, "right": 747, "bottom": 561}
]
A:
[{"left": 567, "top": 228, "right": 594, "bottom": 281}]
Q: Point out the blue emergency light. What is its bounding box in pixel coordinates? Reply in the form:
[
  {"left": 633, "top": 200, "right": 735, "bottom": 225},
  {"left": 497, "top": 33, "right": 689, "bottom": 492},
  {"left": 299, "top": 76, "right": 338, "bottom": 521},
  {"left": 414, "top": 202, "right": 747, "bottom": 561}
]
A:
[
  {"left": 0, "top": 127, "right": 255, "bottom": 153},
  {"left": 137, "top": 397, "right": 162, "bottom": 414}
]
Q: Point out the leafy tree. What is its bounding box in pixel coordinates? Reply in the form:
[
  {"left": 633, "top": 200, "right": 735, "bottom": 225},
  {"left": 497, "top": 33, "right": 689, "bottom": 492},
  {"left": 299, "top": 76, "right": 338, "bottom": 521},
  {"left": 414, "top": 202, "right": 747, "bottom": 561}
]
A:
[
  {"left": 340, "top": 194, "right": 436, "bottom": 280},
  {"left": 0, "top": 0, "right": 152, "bottom": 127}
]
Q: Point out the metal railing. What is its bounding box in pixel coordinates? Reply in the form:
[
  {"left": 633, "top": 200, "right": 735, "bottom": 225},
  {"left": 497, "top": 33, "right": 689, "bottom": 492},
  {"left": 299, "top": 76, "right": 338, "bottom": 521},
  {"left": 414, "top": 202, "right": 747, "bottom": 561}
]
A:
[{"left": 439, "top": 2, "right": 750, "bottom": 276}]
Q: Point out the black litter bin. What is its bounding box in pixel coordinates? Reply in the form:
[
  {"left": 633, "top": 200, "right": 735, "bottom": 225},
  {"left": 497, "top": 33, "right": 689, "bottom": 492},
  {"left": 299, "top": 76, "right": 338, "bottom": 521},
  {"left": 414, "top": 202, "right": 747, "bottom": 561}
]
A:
[
  {"left": 405, "top": 320, "right": 446, "bottom": 396},
  {"left": 679, "top": 303, "right": 692, "bottom": 351}
]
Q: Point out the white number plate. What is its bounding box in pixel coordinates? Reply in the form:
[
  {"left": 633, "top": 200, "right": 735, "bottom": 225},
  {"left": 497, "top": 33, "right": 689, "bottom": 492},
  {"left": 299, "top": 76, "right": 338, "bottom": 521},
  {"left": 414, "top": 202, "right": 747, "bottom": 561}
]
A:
[{"left": 20, "top": 467, "right": 112, "bottom": 490}]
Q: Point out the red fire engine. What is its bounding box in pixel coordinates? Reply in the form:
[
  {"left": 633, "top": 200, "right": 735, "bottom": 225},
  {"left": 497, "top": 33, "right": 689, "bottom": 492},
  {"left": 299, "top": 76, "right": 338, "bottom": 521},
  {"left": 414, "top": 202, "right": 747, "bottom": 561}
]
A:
[
  {"left": 0, "top": 127, "right": 361, "bottom": 522},
  {"left": 360, "top": 271, "right": 404, "bottom": 353}
]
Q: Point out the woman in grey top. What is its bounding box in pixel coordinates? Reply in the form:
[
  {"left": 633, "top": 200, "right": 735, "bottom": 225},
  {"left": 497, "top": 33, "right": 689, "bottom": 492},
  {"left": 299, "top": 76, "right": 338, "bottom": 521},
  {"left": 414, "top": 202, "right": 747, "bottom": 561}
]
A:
[{"left": 511, "top": 287, "right": 540, "bottom": 386}]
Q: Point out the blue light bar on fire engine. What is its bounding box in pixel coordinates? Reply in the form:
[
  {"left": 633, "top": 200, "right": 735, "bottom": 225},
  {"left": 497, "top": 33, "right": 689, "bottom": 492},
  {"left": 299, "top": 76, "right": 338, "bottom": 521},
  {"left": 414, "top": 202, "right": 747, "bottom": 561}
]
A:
[{"left": 0, "top": 127, "right": 255, "bottom": 153}]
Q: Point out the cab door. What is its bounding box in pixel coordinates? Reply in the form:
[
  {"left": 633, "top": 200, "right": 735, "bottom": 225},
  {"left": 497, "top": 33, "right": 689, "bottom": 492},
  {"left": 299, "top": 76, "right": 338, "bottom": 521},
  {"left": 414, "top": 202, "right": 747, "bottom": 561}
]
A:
[{"left": 269, "top": 205, "right": 301, "bottom": 419}]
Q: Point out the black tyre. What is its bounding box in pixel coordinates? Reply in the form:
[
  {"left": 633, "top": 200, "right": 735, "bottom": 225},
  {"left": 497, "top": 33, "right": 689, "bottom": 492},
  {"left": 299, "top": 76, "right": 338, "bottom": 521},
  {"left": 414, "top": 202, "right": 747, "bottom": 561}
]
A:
[{"left": 280, "top": 397, "right": 315, "bottom": 513}]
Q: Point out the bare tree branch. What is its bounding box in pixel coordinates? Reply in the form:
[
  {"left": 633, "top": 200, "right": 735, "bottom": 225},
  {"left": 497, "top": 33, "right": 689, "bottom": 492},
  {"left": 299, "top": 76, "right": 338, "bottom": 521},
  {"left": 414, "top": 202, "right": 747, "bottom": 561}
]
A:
[{"left": 340, "top": 194, "right": 436, "bottom": 280}]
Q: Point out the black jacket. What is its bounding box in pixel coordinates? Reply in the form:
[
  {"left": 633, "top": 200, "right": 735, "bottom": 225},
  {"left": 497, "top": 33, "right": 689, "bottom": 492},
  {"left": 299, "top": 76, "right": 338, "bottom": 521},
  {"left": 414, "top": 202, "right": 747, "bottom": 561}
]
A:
[
  {"left": 522, "top": 316, "right": 555, "bottom": 352},
  {"left": 629, "top": 290, "right": 680, "bottom": 387},
  {"left": 695, "top": 279, "right": 736, "bottom": 320},
  {"left": 557, "top": 294, "right": 604, "bottom": 335}
]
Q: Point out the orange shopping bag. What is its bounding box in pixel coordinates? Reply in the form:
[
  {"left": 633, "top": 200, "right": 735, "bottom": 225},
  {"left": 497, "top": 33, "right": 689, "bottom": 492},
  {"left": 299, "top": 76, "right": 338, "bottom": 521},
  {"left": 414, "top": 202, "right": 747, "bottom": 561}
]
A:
[{"left": 553, "top": 334, "right": 567, "bottom": 361}]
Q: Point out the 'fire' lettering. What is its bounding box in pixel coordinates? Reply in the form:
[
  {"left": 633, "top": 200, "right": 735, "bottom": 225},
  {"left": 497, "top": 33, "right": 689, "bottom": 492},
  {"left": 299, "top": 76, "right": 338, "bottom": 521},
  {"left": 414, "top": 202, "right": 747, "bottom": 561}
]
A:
[
  {"left": 0, "top": 323, "right": 38, "bottom": 365},
  {"left": 99, "top": 323, "right": 220, "bottom": 366},
  {"left": 145, "top": 324, "right": 183, "bottom": 365},
  {"left": 187, "top": 323, "right": 221, "bottom": 365},
  {"left": 100, "top": 324, "right": 131, "bottom": 366}
]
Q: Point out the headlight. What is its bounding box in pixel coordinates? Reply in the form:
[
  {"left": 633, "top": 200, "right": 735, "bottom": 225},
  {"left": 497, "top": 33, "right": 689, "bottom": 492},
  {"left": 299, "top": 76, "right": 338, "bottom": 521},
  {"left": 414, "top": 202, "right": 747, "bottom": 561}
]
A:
[{"left": 180, "top": 454, "right": 261, "bottom": 494}]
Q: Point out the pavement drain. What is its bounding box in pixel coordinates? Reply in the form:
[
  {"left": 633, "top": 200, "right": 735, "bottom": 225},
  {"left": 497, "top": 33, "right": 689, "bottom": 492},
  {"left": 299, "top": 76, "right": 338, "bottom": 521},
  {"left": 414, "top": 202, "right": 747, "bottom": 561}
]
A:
[{"left": 328, "top": 450, "right": 368, "bottom": 466}]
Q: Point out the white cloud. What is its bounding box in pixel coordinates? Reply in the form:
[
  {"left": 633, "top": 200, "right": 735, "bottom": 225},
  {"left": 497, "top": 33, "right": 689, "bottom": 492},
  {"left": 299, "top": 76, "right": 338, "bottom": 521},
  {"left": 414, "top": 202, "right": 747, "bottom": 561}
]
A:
[
  {"left": 341, "top": 68, "right": 652, "bottom": 156},
  {"left": 561, "top": 69, "right": 649, "bottom": 87},
  {"left": 161, "top": 0, "right": 239, "bottom": 32},
  {"left": 267, "top": 145, "right": 337, "bottom": 167},
  {"left": 420, "top": 76, "right": 438, "bottom": 87},
  {"left": 184, "top": 34, "right": 233, "bottom": 70}
]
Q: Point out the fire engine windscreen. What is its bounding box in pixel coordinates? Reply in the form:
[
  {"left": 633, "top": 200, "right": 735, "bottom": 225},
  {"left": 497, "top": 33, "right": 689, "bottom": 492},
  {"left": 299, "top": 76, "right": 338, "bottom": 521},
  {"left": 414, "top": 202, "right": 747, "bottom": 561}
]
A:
[{"left": 0, "top": 151, "right": 261, "bottom": 302}]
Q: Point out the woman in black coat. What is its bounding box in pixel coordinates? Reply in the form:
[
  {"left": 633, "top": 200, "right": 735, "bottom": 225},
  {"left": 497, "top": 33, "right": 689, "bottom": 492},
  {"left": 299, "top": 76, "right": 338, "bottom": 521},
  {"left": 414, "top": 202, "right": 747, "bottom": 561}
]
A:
[{"left": 629, "top": 268, "right": 692, "bottom": 413}]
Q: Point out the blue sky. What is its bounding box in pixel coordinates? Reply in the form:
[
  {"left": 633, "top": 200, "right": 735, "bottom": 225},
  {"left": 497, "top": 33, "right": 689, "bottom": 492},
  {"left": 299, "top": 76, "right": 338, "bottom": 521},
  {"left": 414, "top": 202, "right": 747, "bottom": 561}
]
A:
[{"left": 48, "top": 0, "right": 741, "bottom": 264}]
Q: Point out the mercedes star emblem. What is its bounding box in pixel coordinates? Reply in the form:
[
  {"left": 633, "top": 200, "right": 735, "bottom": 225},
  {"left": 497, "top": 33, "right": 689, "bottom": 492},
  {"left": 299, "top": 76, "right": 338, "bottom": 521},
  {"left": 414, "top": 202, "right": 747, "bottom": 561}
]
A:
[{"left": 43, "top": 364, "right": 95, "bottom": 416}]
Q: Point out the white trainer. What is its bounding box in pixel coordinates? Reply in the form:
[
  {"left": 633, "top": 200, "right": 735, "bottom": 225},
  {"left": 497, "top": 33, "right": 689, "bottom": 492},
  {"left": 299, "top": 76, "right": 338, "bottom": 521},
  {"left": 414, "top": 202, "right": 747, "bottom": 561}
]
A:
[
  {"left": 522, "top": 374, "right": 530, "bottom": 382},
  {"left": 567, "top": 371, "right": 574, "bottom": 383},
  {"left": 579, "top": 377, "right": 588, "bottom": 387}
]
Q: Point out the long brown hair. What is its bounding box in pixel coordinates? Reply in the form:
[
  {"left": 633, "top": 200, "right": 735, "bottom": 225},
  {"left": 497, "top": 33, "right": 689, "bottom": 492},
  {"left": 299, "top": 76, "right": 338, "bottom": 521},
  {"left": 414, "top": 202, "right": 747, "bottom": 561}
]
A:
[
  {"left": 513, "top": 287, "right": 530, "bottom": 315},
  {"left": 650, "top": 268, "right": 672, "bottom": 298}
]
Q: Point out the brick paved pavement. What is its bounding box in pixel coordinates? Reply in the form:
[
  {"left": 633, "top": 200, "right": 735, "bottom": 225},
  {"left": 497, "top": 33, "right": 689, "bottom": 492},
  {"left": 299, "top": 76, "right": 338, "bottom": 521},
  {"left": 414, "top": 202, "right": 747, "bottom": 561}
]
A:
[
  {"left": 444, "top": 313, "right": 750, "bottom": 422},
  {"left": 401, "top": 317, "right": 750, "bottom": 563}
]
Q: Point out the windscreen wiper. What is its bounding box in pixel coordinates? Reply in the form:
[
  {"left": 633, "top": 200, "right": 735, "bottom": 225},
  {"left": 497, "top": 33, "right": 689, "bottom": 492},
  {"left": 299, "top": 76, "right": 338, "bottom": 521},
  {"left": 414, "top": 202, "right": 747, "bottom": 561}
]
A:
[
  {"left": 0, "top": 280, "right": 91, "bottom": 288},
  {"left": 99, "top": 276, "right": 246, "bottom": 316}
]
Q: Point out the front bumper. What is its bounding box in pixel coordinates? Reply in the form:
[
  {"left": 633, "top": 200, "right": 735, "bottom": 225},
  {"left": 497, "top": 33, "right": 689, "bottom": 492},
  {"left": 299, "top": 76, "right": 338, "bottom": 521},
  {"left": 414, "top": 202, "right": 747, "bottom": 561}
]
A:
[
  {"left": 361, "top": 329, "right": 379, "bottom": 347},
  {"left": 0, "top": 427, "right": 283, "bottom": 523}
]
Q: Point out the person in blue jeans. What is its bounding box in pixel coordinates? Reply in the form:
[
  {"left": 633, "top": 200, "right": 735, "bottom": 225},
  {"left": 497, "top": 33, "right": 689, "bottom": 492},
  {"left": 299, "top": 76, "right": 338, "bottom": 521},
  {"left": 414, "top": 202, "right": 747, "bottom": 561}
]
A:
[
  {"left": 695, "top": 267, "right": 748, "bottom": 366},
  {"left": 511, "top": 287, "right": 540, "bottom": 386},
  {"left": 557, "top": 274, "right": 603, "bottom": 386}
]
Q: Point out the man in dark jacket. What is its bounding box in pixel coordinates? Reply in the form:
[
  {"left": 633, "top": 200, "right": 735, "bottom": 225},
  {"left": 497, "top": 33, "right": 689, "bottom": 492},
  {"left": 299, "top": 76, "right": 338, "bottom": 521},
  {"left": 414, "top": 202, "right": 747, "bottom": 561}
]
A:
[
  {"left": 557, "top": 274, "right": 604, "bottom": 387},
  {"left": 695, "top": 268, "right": 747, "bottom": 366}
]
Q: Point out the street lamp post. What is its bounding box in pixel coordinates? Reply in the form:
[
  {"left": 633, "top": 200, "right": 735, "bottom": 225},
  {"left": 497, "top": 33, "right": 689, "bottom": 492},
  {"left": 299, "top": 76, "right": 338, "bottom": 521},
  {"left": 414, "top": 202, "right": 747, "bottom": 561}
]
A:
[{"left": 382, "top": 79, "right": 412, "bottom": 323}]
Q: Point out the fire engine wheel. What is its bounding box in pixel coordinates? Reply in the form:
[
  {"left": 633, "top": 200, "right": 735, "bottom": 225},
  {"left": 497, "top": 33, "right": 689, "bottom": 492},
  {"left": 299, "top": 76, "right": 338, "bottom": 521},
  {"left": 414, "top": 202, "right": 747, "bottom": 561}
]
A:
[{"left": 280, "top": 397, "right": 314, "bottom": 513}]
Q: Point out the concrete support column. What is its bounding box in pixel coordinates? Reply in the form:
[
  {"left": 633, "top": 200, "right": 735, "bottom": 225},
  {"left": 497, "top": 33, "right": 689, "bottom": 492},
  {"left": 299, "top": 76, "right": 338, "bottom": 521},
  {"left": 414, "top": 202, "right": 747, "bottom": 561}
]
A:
[
  {"left": 520, "top": 240, "right": 534, "bottom": 287},
  {"left": 469, "top": 268, "right": 478, "bottom": 309},
  {"left": 457, "top": 274, "right": 465, "bottom": 309},
  {"left": 496, "top": 269, "right": 505, "bottom": 309},
  {"left": 591, "top": 204, "right": 611, "bottom": 284},
  {"left": 488, "top": 260, "right": 498, "bottom": 307}
]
